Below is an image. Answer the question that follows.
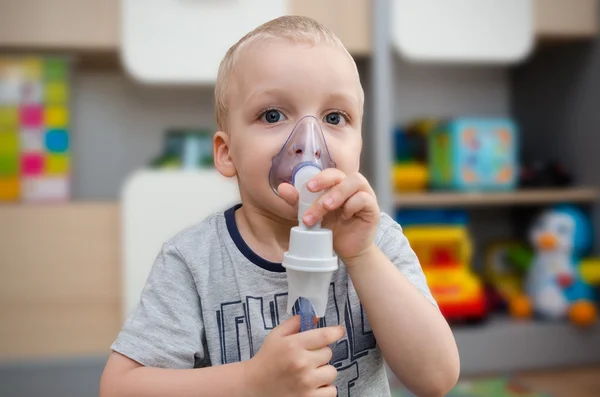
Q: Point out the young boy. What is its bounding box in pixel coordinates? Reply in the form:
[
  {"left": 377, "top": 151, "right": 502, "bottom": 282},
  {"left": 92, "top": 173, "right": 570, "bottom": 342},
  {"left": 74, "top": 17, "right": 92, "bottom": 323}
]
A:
[{"left": 100, "top": 16, "right": 459, "bottom": 397}]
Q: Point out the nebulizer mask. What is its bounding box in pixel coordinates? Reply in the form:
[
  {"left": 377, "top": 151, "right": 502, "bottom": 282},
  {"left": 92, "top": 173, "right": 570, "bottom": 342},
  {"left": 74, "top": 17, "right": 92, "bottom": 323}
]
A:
[{"left": 269, "top": 116, "right": 339, "bottom": 331}]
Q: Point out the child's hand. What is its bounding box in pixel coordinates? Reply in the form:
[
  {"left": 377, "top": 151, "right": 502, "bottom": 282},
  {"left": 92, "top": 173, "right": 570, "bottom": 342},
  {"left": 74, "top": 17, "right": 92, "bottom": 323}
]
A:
[
  {"left": 245, "top": 315, "right": 343, "bottom": 397},
  {"left": 279, "top": 169, "right": 380, "bottom": 264}
]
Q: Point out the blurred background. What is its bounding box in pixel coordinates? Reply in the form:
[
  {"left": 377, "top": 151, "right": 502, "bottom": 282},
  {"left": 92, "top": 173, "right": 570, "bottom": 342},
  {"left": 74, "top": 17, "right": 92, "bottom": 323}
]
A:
[{"left": 1, "top": 1, "right": 600, "bottom": 396}]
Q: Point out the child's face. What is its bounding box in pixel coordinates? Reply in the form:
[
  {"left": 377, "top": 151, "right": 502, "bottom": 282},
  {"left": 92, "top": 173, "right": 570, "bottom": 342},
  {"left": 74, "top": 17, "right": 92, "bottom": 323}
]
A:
[{"left": 222, "top": 39, "right": 363, "bottom": 220}]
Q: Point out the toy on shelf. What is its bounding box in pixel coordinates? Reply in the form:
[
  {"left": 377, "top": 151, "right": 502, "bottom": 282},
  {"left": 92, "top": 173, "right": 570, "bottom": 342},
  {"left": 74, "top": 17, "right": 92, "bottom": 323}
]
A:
[
  {"left": 393, "top": 162, "right": 428, "bottom": 192},
  {"left": 519, "top": 160, "right": 574, "bottom": 188},
  {"left": 150, "top": 128, "right": 214, "bottom": 169},
  {"left": 392, "top": 119, "right": 438, "bottom": 192},
  {"left": 403, "top": 222, "right": 488, "bottom": 323},
  {"left": 0, "top": 56, "right": 71, "bottom": 202},
  {"left": 396, "top": 208, "right": 468, "bottom": 227},
  {"left": 428, "top": 117, "right": 518, "bottom": 192},
  {"left": 511, "top": 205, "right": 599, "bottom": 327},
  {"left": 580, "top": 258, "right": 600, "bottom": 284},
  {"left": 484, "top": 241, "right": 530, "bottom": 316}
]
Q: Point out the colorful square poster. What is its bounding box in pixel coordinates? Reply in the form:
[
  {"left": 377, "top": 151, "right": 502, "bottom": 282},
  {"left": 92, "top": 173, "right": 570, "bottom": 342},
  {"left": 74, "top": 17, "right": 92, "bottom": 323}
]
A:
[{"left": 0, "top": 56, "right": 71, "bottom": 202}]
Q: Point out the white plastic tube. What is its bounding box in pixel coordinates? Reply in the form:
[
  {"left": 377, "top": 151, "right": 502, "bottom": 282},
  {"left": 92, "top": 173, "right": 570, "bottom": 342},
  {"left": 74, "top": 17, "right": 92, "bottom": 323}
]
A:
[{"left": 283, "top": 165, "right": 338, "bottom": 317}]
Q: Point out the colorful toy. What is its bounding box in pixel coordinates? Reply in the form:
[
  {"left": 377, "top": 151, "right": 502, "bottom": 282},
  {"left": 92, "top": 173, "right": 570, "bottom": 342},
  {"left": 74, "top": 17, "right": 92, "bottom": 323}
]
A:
[
  {"left": 580, "top": 258, "right": 600, "bottom": 284},
  {"left": 394, "top": 119, "right": 436, "bottom": 163},
  {"left": 0, "top": 56, "right": 71, "bottom": 202},
  {"left": 512, "top": 205, "right": 599, "bottom": 327},
  {"left": 519, "top": 160, "right": 573, "bottom": 188},
  {"left": 484, "top": 241, "right": 530, "bottom": 316},
  {"left": 392, "top": 163, "right": 428, "bottom": 192},
  {"left": 428, "top": 117, "right": 518, "bottom": 192},
  {"left": 404, "top": 225, "right": 488, "bottom": 322},
  {"left": 396, "top": 209, "right": 468, "bottom": 227},
  {"left": 150, "top": 128, "right": 214, "bottom": 169},
  {"left": 392, "top": 119, "right": 438, "bottom": 192}
]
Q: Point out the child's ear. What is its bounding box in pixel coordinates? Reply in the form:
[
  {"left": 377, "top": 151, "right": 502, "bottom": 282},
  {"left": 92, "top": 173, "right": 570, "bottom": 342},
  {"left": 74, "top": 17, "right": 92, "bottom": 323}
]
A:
[{"left": 213, "top": 131, "right": 237, "bottom": 178}]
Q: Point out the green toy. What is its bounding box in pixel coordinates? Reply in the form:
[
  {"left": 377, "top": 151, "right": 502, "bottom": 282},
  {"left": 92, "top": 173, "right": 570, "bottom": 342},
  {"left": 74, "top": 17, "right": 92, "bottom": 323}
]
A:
[{"left": 150, "top": 128, "right": 214, "bottom": 169}]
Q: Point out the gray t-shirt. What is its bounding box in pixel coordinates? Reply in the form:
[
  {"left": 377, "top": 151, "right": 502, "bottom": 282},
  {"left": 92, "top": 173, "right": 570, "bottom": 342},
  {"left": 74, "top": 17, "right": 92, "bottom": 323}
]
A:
[{"left": 111, "top": 204, "right": 436, "bottom": 396}]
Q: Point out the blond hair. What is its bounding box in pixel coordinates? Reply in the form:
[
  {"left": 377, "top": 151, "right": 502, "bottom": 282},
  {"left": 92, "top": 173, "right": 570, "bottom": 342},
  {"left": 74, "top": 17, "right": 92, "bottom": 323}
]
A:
[{"left": 214, "top": 15, "right": 363, "bottom": 131}]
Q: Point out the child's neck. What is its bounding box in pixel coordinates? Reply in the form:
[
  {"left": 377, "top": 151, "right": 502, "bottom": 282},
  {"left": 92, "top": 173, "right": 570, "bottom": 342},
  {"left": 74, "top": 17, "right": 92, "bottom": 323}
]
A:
[{"left": 235, "top": 203, "right": 296, "bottom": 263}]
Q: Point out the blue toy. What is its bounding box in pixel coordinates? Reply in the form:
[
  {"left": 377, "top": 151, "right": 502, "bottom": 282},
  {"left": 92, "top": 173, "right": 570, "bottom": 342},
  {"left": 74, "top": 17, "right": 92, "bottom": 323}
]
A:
[
  {"left": 396, "top": 209, "right": 468, "bottom": 227},
  {"left": 516, "top": 205, "right": 598, "bottom": 326},
  {"left": 428, "top": 117, "right": 518, "bottom": 192}
]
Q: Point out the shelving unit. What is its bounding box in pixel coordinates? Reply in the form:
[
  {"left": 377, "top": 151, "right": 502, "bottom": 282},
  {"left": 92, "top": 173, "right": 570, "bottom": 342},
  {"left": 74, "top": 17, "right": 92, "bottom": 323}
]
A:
[
  {"left": 370, "top": 0, "right": 600, "bottom": 377},
  {"left": 0, "top": 0, "right": 596, "bottom": 62},
  {"left": 454, "top": 315, "right": 600, "bottom": 376},
  {"left": 394, "top": 187, "right": 599, "bottom": 208}
]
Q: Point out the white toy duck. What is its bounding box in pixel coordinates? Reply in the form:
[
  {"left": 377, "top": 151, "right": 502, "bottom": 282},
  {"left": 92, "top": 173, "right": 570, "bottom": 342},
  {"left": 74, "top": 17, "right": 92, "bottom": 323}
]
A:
[{"left": 514, "top": 205, "right": 597, "bottom": 326}]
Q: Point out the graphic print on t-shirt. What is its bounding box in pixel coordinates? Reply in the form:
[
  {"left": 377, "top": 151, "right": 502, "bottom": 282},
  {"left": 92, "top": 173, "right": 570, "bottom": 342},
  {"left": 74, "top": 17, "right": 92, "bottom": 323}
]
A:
[{"left": 216, "top": 282, "right": 377, "bottom": 396}]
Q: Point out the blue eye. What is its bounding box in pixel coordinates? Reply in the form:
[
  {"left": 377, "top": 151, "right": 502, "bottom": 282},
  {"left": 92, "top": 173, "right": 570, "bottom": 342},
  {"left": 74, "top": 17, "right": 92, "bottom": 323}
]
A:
[
  {"left": 324, "top": 112, "right": 347, "bottom": 126},
  {"left": 261, "top": 109, "right": 286, "bottom": 123}
]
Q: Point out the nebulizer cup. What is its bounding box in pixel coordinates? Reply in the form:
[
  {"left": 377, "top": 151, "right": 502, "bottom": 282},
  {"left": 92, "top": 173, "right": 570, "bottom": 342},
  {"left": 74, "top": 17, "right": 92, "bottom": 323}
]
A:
[{"left": 269, "top": 116, "right": 339, "bottom": 331}]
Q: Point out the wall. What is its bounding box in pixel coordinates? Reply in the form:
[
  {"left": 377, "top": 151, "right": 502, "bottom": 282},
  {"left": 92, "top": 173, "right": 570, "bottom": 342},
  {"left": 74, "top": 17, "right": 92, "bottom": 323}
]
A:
[
  {"left": 512, "top": 19, "right": 600, "bottom": 251},
  {"left": 70, "top": 58, "right": 510, "bottom": 200},
  {"left": 70, "top": 72, "right": 215, "bottom": 200},
  {"left": 393, "top": 57, "right": 511, "bottom": 123}
]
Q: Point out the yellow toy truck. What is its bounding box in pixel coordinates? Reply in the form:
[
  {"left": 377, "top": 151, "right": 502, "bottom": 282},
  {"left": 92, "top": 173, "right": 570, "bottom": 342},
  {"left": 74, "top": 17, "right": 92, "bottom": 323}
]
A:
[{"left": 404, "top": 225, "right": 488, "bottom": 322}]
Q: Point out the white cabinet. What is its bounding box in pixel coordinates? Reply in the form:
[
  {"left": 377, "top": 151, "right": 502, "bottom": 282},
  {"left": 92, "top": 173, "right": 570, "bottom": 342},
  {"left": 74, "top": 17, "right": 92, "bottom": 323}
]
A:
[
  {"left": 391, "top": 0, "right": 535, "bottom": 64},
  {"left": 118, "top": 0, "right": 371, "bottom": 84},
  {"left": 121, "top": 0, "right": 287, "bottom": 84}
]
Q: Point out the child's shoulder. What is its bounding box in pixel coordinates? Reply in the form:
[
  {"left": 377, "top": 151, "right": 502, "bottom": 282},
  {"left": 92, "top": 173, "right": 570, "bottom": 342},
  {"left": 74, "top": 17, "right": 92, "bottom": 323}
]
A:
[
  {"left": 170, "top": 211, "right": 226, "bottom": 241},
  {"left": 374, "top": 212, "right": 403, "bottom": 243},
  {"left": 164, "top": 209, "right": 230, "bottom": 257}
]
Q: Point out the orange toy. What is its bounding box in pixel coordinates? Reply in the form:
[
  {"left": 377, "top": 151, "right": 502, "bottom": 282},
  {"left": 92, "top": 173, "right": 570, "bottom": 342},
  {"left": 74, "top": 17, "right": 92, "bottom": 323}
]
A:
[{"left": 404, "top": 226, "right": 488, "bottom": 322}]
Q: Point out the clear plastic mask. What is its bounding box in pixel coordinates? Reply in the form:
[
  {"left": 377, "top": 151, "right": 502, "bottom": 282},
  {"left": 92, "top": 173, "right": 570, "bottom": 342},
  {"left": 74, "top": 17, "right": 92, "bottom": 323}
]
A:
[{"left": 269, "top": 115, "right": 336, "bottom": 195}]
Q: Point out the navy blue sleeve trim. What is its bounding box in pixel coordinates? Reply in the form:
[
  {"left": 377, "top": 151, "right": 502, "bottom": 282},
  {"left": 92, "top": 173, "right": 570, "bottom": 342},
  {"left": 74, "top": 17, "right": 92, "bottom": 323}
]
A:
[{"left": 224, "top": 204, "right": 286, "bottom": 273}]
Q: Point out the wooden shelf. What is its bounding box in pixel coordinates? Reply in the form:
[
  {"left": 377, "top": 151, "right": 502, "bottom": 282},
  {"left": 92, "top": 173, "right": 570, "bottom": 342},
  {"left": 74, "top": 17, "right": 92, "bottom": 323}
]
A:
[
  {"left": 0, "top": 0, "right": 596, "bottom": 65},
  {"left": 0, "top": 0, "right": 119, "bottom": 51},
  {"left": 534, "top": 0, "right": 598, "bottom": 40},
  {"left": 394, "top": 187, "right": 599, "bottom": 208},
  {"left": 453, "top": 315, "right": 600, "bottom": 376},
  {"left": 289, "top": 0, "right": 371, "bottom": 56}
]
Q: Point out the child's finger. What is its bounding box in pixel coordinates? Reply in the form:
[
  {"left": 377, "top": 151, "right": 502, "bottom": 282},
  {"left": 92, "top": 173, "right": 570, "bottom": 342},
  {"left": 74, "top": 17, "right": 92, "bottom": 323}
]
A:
[
  {"left": 306, "top": 168, "right": 346, "bottom": 192},
  {"left": 322, "top": 174, "right": 369, "bottom": 211},
  {"left": 303, "top": 174, "right": 369, "bottom": 225},
  {"left": 340, "top": 191, "right": 377, "bottom": 221},
  {"left": 294, "top": 325, "right": 345, "bottom": 350},
  {"left": 312, "top": 385, "right": 338, "bottom": 397},
  {"left": 277, "top": 182, "right": 299, "bottom": 207},
  {"left": 309, "top": 346, "right": 334, "bottom": 366},
  {"left": 274, "top": 315, "right": 301, "bottom": 336},
  {"left": 311, "top": 365, "right": 338, "bottom": 388}
]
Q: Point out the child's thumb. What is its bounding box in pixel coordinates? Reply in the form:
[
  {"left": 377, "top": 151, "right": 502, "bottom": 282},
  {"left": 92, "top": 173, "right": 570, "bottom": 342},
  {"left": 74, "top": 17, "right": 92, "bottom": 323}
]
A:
[
  {"left": 274, "top": 315, "right": 301, "bottom": 337},
  {"left": 277, "top": 182, "right": 299, "bottom": 207}
]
